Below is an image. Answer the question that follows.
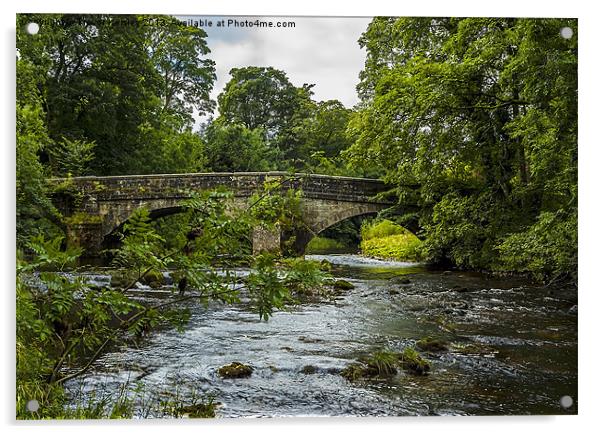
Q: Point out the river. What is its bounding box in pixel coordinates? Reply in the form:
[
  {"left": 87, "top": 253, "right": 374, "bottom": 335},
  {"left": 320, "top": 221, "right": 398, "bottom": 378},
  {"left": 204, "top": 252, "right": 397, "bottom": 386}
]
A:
[{"left": 65, "top": 254, "right": 578, "bottom": 417}]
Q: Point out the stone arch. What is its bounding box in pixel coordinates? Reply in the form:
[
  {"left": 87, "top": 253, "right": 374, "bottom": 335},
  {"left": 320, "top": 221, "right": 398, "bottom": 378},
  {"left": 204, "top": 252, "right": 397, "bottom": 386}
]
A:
[
  {"left": 287, "top": 200, "right": 390, "bottom": 255},
  {"left": 98, "top": 199, "right": 185, "bottom": 240}
]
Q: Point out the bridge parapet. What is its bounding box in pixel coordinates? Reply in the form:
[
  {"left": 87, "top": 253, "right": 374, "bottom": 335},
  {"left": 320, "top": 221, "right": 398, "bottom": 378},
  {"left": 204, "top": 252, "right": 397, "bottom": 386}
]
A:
[{"left": 56, "top": 172, "right": 393, "bottom": 204}]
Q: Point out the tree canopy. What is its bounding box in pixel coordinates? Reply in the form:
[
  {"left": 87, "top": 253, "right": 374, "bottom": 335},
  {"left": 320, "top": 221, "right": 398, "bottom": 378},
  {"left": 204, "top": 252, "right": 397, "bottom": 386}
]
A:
[{"left": 345, "top": 17, "right": 577, "bottom": 280}]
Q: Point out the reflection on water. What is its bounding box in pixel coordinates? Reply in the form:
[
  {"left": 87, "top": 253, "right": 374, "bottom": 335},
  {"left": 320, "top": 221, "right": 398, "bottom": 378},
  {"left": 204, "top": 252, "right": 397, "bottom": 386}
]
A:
[{"left": 66, "top": 254, "right": 578, "bottom": 417}]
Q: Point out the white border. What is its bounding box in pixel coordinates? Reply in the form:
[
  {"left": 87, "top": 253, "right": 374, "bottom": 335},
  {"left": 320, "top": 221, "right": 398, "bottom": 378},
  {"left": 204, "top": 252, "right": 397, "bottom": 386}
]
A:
[{"left": 3, "top": 1, "right": 599, "bottom": 433}]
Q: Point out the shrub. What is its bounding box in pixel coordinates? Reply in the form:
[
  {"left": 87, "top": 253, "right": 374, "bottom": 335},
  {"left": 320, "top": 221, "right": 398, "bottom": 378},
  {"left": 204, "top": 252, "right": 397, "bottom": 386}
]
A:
[
  {"left": 360, "top": 220, "right": 423, "bottom": 261},
  {"left": 361, "top": 219, "right": 406, "bottom": 240}
]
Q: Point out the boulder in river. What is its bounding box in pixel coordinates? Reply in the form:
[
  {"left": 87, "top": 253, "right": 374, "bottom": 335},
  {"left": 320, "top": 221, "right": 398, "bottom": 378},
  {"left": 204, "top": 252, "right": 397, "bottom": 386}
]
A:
[
  {"left": 141, "top": 269, "right": 165, "bottom": 287},
  {"left": 300, "top": 365, "right": 317, "bottom": 374},
  {"left": 217, "top": 362, "right": 253, "bottom": 378},
  {"left": 333, "top": 279, "right": 354, "bottom": 290},
  {"left": 416, "top": 337, "right": 449, "bottom": 352}
]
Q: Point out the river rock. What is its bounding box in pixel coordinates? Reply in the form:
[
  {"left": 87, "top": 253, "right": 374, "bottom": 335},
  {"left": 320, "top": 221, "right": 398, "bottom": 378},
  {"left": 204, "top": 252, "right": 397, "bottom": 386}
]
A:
[
  {"left": 416, "top": 337, "right": 449, "bottom": 352},
  {"left": 300, "top": 365, "right": 317, "bottom": 374},
  {"left": 141, "top": 269, "right": 165, "bottom": 287},
  {"left": 217, "top": 362, "right": 253, "bottom": 378},
  {"left": 333, "top": 279, "right": 354, "bottom": 290}
]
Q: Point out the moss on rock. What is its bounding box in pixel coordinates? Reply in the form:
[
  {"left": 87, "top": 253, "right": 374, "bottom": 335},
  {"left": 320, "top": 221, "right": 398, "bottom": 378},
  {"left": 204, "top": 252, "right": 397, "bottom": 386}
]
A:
[
  {"left": 333, "top": 279, "right": 354, "bottom": 291},
  {"left": 416, "top": 337, "right": 449, "bottom": 352},
  {"left": 141, "top": 269, "right": 165, "bottom": 287},
  {"left": 217, "top": 362, "right": 253, "bottom": 378},
  {"left": 340, "top": 363, "right": 366, "bottom": 381}
]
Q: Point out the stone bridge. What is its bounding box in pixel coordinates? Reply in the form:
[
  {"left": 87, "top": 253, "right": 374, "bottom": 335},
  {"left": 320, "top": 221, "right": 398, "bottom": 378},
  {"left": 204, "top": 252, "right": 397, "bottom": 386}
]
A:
[{"left": 52, "top": 172, "right": 395, "bottom": 257}]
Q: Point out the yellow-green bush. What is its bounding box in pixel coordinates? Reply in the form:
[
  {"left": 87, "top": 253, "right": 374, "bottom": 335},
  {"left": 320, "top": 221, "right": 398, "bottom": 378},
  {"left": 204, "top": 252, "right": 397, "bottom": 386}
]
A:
[
  {"left": 360, "top": 220, "right": 423, "bottom": 261},
  {"left": 360, "top": 219, "right": 405, "bottom": 240}
]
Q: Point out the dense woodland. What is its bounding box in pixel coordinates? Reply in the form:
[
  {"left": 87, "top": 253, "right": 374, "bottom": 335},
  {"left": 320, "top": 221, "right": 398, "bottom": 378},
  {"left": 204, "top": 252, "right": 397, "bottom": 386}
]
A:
[{"left": 16, "top": 15, "right": 577, "bottom": 418}]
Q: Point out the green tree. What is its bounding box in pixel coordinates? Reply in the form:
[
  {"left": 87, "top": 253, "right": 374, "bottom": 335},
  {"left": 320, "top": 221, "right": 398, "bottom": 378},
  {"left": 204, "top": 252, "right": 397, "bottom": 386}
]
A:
[
  {"left": 346, "top": 18, "right": 577, "bottom": 281},
  {"left": 203, "top": 120, "right": 275, "bottom": 172},
  {"left": 47, "top": 137, "right": 96, "bottom": 176},
  {"left": 146, "top": 15, "right": 216, "bottom": 124},
  {"left": 16, "top": 14, "right": 216, "bottom": 176},
  {"left": 216, "top": 66, "right": 314, "bottom": 168},
  {"left": 16, "top": 57, "right": 61, "bottom": 245}
]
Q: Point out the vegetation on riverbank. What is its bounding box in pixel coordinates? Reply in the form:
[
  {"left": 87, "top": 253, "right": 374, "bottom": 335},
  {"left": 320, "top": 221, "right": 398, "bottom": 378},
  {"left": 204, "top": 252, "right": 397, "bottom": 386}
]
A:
[
  {"left": 360, "top": 220, "right": 423, "bottom": 261},
  {"left": 346, "top": 18, "right": 577, "bottom": 283},
  {"left": 306, "top": 236, "right": 350, "bottom": 254}
]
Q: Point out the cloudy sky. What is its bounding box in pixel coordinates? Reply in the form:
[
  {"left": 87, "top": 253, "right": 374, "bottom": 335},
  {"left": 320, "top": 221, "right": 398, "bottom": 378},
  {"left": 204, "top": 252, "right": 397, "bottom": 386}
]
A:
[{"left": 177, "top": 16, "right": 372, "bottom": 119}]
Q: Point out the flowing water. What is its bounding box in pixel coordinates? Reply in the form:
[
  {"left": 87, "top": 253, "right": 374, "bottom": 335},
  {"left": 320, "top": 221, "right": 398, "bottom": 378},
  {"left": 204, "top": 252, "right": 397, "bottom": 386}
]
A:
[{"left": 65, "top": 254, "right": 578, "bottom": 417}]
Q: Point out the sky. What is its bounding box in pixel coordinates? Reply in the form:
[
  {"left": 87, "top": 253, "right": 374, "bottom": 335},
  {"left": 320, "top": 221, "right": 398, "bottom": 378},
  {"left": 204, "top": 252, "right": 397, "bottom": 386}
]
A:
[{"left": 176, "top": 16, "right": 372, "bottom": 121}]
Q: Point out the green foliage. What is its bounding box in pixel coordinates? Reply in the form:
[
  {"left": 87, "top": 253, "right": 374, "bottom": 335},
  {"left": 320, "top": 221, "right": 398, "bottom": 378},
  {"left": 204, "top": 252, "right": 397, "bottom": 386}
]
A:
[
  {"left": 361, "top": 219, "right": 406, "bottom": 240},
  {"left": 364, "top": 350, "right": 399, "bottom": 376},
  {"left": 347, "top": 17, "right": 577, "bottom": 281},
  {"left": 248, "top": 179, "right": 303, "bottom": 230},
  {"left": 496, "top": 209, "right": 577, "bottom": 281},
  {"left": 281, "top": 257, "right": 329, "bottom": 296},
  {"left": 136, "top": 117, "right": 208, "bottom": 174},
  {"left": 48, "top": 137, "right": 95, "bottom": 177},
  {"left": 305, "top": 236, "right": 349, "bottom": 254},
  {"left": 203, "top": 120, "right": 275, "bottom": 172},
  {"left": 215, "top": 66, "right": 317, "bottom": 168},
  {"left": 217, "top": 66, "right": 307, "bottom": 137},
  {"left": 360, "top": 220, "right": 423, "bottom": 261},
  {"left": 16, "top": 14, "right": 215, "bottom": 176},
  {"left": 398, "top": 347, "right": 431, "bottom": 375},
  {"left": 245, "top": 254, "right": 295, "bottom": 321},
  {"left": 16, "top": 57, "right": 62, "bottom": 246}
]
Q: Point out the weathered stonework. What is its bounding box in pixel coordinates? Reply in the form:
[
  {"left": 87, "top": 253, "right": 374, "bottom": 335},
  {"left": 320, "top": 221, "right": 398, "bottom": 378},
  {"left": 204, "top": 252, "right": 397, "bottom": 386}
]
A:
[{"left": 50, "top": 172, "right": 394, "bottom": 257}]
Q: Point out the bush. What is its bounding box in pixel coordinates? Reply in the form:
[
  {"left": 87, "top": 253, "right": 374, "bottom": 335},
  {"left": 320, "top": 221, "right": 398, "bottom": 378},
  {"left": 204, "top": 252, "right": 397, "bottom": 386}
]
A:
[
  {"left": 361, "top": 233, "right": 423, "bottom": 261},
  {"left": 361, "top": 219, "right": 406, "bottom": 240},
  {"left": 496, "top": 210, "right": 577, "bottom": 282},
  {"left": 360, "top": 220, "right": 423, "bottom": 261}
]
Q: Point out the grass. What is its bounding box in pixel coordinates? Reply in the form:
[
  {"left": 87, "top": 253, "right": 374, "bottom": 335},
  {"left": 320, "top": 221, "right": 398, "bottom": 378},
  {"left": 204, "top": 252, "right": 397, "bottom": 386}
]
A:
[
  {"left": 340, "top": 347, "right": 432, "bottom": 382},
  {"left": 306, "top": 236, "right": 350, "bottom": 254}
]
